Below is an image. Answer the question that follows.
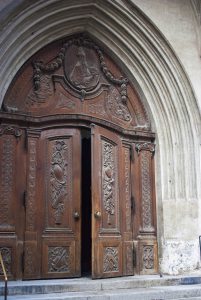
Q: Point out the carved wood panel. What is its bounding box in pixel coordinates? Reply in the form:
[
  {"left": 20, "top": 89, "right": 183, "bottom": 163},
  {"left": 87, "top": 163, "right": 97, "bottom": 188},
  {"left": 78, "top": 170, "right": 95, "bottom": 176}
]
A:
[
  {"left": 40, "top": 128, "right": 81, "bottom": 278},
  {"left": 0, "top": 126, "right": 25, "bottom": 280},
  {"left": 91, "top": 125, "right": 133, "bottom": 278}
]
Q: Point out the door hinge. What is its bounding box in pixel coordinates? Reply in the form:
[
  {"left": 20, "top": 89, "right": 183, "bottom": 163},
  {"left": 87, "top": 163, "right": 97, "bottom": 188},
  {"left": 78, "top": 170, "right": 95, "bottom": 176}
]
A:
[
  {"left": 21, "top": 251, "right": 25, "bottom": 273},
  {"left": 23, "top": 191, "right": 27, "bottom": 208},
  {"left": 131, "top": 195, "right": 135, "bottom": 213},
  {"left": 133, "top": 246, "right": 136, "bottom": 268},
  {"left": 130, "top": 144, "right": 135, "bottom": 162},
  {"left": 24, "top": 129, "right": 28, "bottom": 150}
]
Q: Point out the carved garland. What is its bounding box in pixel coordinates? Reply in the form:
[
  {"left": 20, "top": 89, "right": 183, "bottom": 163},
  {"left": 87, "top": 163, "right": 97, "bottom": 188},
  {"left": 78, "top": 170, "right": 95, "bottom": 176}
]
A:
[{"left": 32, "top": 36, "right": 128, "bottom": 104}]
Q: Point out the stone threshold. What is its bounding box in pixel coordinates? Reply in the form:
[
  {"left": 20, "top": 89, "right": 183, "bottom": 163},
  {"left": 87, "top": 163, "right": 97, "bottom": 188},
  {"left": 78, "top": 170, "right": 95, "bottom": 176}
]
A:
[{"left": 0, "top": 273, "right": 201, "bottom": 296}]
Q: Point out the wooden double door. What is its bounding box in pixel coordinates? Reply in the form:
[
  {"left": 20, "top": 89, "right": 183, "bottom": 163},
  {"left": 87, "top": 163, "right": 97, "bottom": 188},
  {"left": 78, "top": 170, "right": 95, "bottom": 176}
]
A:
[{"left": 0, "top": 124, "right": 134, "bottom": 280}]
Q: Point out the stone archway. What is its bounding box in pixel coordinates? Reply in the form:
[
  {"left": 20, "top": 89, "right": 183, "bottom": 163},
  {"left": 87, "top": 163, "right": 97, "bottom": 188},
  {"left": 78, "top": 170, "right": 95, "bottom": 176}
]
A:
[{"left": 0, "top": 34, "right": 158, "bottom": 280}]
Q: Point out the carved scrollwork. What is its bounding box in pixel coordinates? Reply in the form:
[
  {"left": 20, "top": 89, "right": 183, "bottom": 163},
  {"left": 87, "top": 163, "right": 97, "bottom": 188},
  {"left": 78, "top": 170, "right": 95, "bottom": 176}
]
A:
[
  {"left": 102, "top": 140, "right": 116, "bottom": 225},
  {"left": 143, "top": 245, "right": 154, "bottom": 269},
  {"left": 136, "top": 142, "right": 155, "bottom": 155},
  {"left": 141, "top": 151, "right": 153, "bottom": 230},
  {"left": 0, "top": 125, "right": 22, "bottom": 137},
  {"left": 50, "top": 140, "right": 68, "bottom": 224},
  {"left": 103, "top": 247, "right": 119, "bottom": 273},
  {"left": 48, "top": 246, "right": 70, "bottom": 273}
]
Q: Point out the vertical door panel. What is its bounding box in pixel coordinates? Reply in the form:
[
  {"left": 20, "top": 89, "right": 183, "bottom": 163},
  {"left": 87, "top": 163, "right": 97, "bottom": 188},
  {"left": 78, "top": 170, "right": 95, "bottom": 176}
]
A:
[
  {"left": 91, "top": 125, "right": 133, "bottom": 278},
  {"left": 24, "top": 128, "right": 81, "bottom": 279},
  {"left": 0, "top": 126, "right": 25, "bottom": 280}
]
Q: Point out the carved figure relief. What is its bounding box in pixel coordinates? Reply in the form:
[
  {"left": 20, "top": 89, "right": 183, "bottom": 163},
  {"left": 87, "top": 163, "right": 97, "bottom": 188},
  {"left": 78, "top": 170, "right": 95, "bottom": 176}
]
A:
[
  {"left": 143, "top": 245, "right": 154, "bottom": 269},
  {"left": 50, "top": 140, "right": 68, "bottom": 224},
  {"left": 0, "top": 247, "right": 12, "bottom": 275},
  {"left": 103, "top": 247, "right": 119, "bottom": 273},
  {"left": 27, "top": 75, "right": 54, "bottom": 106},
  {"left": 68, "top": 46, "right": 99, "bottom": 90},
  {"left": 102, "top": 140, "right": 116, "bottom": 225},
  {"left": 48, "top": 246, "right": 70, "bottom": 273}
]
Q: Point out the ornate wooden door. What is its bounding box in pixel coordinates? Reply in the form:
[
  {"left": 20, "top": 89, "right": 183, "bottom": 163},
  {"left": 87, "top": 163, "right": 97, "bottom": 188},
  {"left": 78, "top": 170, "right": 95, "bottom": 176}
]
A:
[
  {"left": 23, "top": 128, "right": 81, "bottom": 279},
  {"left": 91, "top": 125, "right": 134, "bottom": 278}
]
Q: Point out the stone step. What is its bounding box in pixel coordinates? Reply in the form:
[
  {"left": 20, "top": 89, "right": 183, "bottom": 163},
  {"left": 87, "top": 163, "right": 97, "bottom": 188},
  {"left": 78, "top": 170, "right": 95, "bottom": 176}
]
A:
[
  {"left": 0, "top": 274, "right": 201, "bottom": 299},
  {"left": 3, "top": 284, "right": 201, "bottom": 300}
]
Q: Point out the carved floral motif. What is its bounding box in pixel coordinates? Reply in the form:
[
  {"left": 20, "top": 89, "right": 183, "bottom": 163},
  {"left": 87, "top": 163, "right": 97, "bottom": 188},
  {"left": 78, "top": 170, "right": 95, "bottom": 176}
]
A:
[
  {"left": 48, "top": 246, "right": 70, "bottom": 273},
  {"left": 102, "top": 140, "right": 116, "bottom": 225},
  {"left": 0, "top": 136, "right": 14, "bottom": 226},
  {"left": 103, "top": 247, "right": 119, "bottom": 273},
  {"left": 136, "top": 142, "right": 155, "bottom": 155},
  {"left": 50, "top": 140, "right": 68, "bottom": 224},
  {"left": 141, "top": 151, "right": 153, "bottom": 230},
  {"left": 0, "top": 247, "right": 12, "bottom": 275},
  {"left": 0, "top": 125, "right": 22, "bottom": 137},
  {"left": 106, "top": 86, "right": 131, "bottom": 122},
  {"left": 24, "top": 244, "right": 36, "bottom": 275},
  {"left": 26, "top": 139, "right": 37, "bottom": 231},
  {"left": 143, "top": 245, "right": 154, "bottom": 269},
  {"left": 124, "top": 147, "right": 131, "bottom": 231}
]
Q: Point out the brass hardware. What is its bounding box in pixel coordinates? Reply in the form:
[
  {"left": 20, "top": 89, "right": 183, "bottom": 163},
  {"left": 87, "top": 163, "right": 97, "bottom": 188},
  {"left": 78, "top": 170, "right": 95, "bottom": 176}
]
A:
[
  {"left": 73, "top": 212, "right": 80, "bottom": 220},
  {"left": 94, "top": 211, "right": 101, "bottom": 219},
  {"left": 0, "top": 251, "right": 8, "bottom": 300}
]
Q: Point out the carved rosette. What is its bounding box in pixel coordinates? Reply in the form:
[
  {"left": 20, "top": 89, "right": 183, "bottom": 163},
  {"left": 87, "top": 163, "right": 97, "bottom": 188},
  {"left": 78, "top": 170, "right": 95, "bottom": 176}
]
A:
[
  {"left": 48, "top": 246, "right": 70, "bottom": 273},
  {"left": 103, "top": 247, "right": 119, "bottom": 273},
  {"left": 0, "top": 247, "right": 12, "bottom": 275},
  {"left": 102, "top": 140, "right": 116, "bottom": 225},
  {"left": 143, "top": 245, "right": 154, "bottom": 269},
  {"left": 0, "top": 136, "right": 14, "bottom": 226},
  {"left": 50, "top": 140, "right": 68, "bottom": 224}
]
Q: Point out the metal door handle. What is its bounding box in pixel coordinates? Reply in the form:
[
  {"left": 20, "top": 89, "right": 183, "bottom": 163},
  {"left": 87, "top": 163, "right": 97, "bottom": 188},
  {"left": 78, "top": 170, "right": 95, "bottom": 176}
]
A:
[
  {"left": 94, "top": 211, "right": 101, "bottom": 219},
  {"left": 74, "top": 212, "right": 80, "bottom": 220}
]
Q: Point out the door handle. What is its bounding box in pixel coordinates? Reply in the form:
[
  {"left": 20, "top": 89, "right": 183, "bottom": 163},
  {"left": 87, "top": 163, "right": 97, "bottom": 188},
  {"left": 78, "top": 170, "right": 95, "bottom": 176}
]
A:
[
  {"left": 94, "top": 211, "right": 101, "bottom": 219},
  {"left": 73, "top": 212, "right": 80, "bottom": 220}
]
